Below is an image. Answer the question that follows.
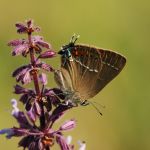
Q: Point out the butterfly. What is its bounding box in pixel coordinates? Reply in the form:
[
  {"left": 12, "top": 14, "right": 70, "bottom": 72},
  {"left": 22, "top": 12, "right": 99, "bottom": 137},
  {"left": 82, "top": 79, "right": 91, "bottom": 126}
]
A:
[{"left": 54, "top": 35, "right": 126, "bottom": 110}]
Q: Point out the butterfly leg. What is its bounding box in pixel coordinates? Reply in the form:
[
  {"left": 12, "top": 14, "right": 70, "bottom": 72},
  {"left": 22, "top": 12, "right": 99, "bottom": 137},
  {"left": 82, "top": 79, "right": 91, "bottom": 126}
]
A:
[
  {"left": 60, "top": 99, "right": 78, "bottom": 108},
  {"left": 80, "top": 100, "right": 89, "bottom": 106}
]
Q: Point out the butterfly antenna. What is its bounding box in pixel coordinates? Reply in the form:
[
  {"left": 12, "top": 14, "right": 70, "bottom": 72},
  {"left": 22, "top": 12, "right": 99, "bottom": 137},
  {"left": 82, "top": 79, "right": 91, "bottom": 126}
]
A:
[
  {"left": 92, "top": 101, "right": 106, "bottom": 109},
  {"left": 88, "top": 101, "right": 103, "bottom": 116},
  {"left": 70, "top": 34, "right": 80, "bottom": 44},
  {"left": 70, "top": 33, "right": 75, "bottom": 43}
]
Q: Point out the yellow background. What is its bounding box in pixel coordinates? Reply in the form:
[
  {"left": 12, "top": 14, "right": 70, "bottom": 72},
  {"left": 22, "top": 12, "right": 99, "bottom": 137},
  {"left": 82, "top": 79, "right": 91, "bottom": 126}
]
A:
[{"left": 0, "top": 0, "right": 150, "bottom": 150}]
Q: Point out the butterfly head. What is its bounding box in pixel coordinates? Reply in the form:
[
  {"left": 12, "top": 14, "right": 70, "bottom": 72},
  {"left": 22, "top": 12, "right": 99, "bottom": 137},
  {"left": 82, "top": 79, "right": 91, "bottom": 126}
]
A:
[{"left": 58, "top": 34, "right": 80, "bottom": 59}]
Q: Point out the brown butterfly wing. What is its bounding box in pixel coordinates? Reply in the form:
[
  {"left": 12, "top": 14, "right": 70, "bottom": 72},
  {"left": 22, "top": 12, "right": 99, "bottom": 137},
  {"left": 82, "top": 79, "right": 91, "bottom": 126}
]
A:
[
  {"left": 70, "top": 45, "right": 126, "bottom": 99},
  {"left": 58, "top": 44, "right": 126, "bottom": 100},
  {"left": 95, "top": 47, "right": 126, "bottom": 91},
  {"left": 60, "top": 45, "right": 102, "bottom": 100},
  {"left": 60, "top": 56, "right": 78, "bottom": 92},
  {"left": 72, "top": 45, "right": 102, "bottom": 99},
  {"left": 54, "top": 68, "right": 74, "bottom": 92}
]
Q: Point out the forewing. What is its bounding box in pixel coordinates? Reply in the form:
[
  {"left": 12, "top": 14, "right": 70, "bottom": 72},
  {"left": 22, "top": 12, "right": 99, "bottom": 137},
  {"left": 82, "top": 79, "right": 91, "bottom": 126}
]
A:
[
  {"left": 94, "top": 48, "right": 126, "bottom": 93},
  {"left": 60, "top": 44, "right": 126, "bottom": 100},
  {"left": 61, "top": 45, "right": 102, "bottom": 99},
  {"left": 75, "top": 45, "right": 126, "bottom": 99}
]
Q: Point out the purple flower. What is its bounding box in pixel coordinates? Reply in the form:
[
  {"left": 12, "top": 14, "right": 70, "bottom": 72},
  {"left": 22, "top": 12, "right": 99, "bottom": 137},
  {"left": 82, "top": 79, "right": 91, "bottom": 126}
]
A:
[
  {"left": 66, "top": 136, "right": 86, "bottom": 150},
  {"left": 27, "top": 107, "right": 37, "bottom": 123},
  {"left": 32, "top": 36, "right": 52, "bottom": 49},
  {"left": 15, "top": 23, "right": 28, "bottom": 34},
  {"left": 0, "top": 128, "right": 15, "bottom": 139},
  {"left": 14, "top": 85, "right": 63, "bottom": 113},
  {"left": 39, "top": 50, "right": 56, "bottom": 59},
  {"left": 11, "top": 99, "right": 19, "bottom": 117},
  {"left": 56, "top": 135, "right": 73, "bottom": 150},
  {"left": 8, "top": 39, "right": 26, "bottom": 46},
  {"left": 60, "top": 120, "right": 76, "bottom": 131},
  {"left": 12, "top": 61, "right": 54, "bottom": 84},
  {"left": 39, "top": 73, "right": 47, "bottom": 85},
  {"left": 15, "top": 19, "right": 40, "bottom": 34},
  {"left": 41, "top": 88, "right": 66, "bottom": 113},
  {"left": 37, "top": 61, "right": 54, "bottom": 72},
  {"left": 78, "top": 141, "right": 86, "bottom": 150},
  {"left": 12, "top": 64, "right": 32, "bottom": 84},
  {"left": 8, "top": 39, "right": 29, "bottom": 56},
  {"left": 0, "top": 100, "right": 75, "bottom": 150},
  {"left": 2, "top": 19, "right": 80, "bottom": 150},
  {"left": 14, "top": 84, "right": 32, "bottom": 94},
  {"left": 8, "top": 36, "right": 53, "bottom": 57},
  {"left": 14, "top": 85, "right": 39, "bottom": 112}
]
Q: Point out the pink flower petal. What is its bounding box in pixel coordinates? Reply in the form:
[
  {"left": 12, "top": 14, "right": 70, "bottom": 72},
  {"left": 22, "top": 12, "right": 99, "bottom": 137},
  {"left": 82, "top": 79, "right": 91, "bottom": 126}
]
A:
[
  {"left": 39, "top": 73, "right": 47, "bottom": 85},
  {"left": 60, "top": 119, "right": 76, "bottom": 131},
  {"left": 39, "top": 50, "right": 56, "bottom": 59}
]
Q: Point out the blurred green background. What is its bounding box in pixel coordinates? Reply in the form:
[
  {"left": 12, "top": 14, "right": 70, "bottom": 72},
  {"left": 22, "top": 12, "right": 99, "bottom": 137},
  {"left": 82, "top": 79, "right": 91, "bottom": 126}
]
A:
[{"left": 0, "top": 0, "right": 150, "bottom": 150}]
